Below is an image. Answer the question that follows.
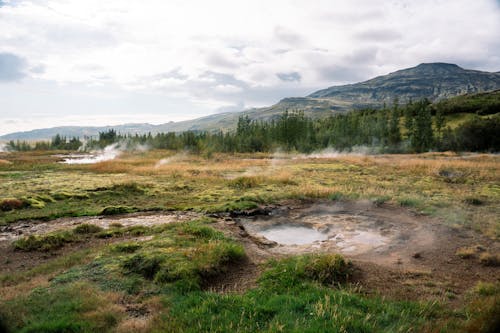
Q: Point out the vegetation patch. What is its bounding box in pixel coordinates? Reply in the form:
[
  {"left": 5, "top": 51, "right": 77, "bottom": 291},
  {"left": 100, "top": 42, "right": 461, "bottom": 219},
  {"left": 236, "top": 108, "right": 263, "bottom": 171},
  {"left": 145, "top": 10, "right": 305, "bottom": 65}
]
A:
[
  {"left": 100, "top": 206, "right": 137, "bottom": 215},
  {"left": 74, "top": 223, "right": 104, "bottom": 234},
  {"left": 479, "top": 252, "right": 500, "bottom": 267},
  {"left": 228, "top": 176, "right": 260, "bottom": 189},
  {"left": 13, "top": 231, "right": 76, "bottom": 252},
  {"left": 0, "top": 198, "right": 26, "bottom": 211},
  {"left": 0, "top": 282, "right": 122, "bottom": 333}
]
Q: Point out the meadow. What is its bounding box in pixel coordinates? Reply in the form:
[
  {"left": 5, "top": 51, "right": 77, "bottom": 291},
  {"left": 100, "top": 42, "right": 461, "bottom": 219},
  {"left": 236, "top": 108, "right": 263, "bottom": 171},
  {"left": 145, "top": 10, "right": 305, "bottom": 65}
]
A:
[{"left": 0, "top": 150, "right": 499, "bottom": 332}]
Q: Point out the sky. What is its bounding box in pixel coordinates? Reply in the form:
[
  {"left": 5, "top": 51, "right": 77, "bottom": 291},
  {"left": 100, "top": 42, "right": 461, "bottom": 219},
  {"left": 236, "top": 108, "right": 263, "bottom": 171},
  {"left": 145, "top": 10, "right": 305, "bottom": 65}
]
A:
[{"left": 0, "top": 0, "right": 499, "bottom": 135}]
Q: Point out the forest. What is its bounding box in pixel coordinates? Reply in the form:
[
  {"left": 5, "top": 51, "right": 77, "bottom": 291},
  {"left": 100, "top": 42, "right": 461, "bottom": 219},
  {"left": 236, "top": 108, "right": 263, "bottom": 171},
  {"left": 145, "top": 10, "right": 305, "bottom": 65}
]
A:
[{"left": 5, "top": 97, "right": 500, "bottom": 154}]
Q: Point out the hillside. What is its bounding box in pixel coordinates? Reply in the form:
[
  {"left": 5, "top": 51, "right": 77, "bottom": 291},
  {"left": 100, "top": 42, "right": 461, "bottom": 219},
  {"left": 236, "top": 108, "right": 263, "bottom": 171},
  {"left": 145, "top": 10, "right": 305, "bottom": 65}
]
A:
[
  {"left": 2, "top": 63, "right": 499, "bottom": 141},
  {"left": 309, "top": 63, "right": 500, "bottom": 104}
]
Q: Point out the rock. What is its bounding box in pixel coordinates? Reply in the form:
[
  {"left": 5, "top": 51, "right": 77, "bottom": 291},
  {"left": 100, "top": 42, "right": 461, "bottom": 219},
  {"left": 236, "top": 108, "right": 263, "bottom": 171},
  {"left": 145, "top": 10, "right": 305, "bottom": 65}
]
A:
[
  {"left": 412, "top": 252, "right": 422, "bottom": 259},
  {"left": 249, "top": 234, "right": 278, "bottom": 248}
]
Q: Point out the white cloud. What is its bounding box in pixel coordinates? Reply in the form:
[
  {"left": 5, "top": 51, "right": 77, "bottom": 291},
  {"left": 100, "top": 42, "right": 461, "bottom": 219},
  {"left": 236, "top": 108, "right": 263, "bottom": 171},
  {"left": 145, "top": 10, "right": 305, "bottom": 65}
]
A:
[{"left": 0, "top": 0, "right": 499, "bottom": 134}]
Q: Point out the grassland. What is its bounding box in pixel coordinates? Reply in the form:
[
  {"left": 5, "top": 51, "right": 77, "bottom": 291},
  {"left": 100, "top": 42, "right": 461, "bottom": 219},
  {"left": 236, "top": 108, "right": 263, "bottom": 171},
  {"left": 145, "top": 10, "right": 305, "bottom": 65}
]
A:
[
  {"left": 0, "top": 150, "right": 499, "bottom": 332},
  {"left": 1, "top": 150, "right": 499, "bottom": 237}
]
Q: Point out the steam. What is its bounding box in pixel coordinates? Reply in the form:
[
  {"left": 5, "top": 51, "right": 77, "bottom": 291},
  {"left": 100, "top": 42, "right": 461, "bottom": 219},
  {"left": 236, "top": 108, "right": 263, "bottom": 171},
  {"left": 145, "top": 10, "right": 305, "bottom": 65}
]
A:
[
  {"left": 155, "top": 152, "right": 188, "bottom": 168},
  {"left": 61, "top": 141, "right": 150, "bottom": 164},
  {"left": 61, "top": 143, "right": 122, "bottom": 164},
  {"left": 0, "top": 143, "right": 7, "bottom": 153},
  {"left": 294, "top": 146, "right": 378, "bottom": 159}
]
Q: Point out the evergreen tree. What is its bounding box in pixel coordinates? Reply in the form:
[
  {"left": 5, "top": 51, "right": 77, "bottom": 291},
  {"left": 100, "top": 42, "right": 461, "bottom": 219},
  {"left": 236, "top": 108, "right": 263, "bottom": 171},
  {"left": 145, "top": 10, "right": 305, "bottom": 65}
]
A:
[{"left": 388, "top": 98, "right": 401, "bottom": 146}]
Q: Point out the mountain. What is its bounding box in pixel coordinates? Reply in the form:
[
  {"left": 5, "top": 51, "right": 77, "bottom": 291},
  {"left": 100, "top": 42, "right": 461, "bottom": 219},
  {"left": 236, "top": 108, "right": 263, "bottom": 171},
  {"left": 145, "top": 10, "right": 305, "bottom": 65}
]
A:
[
  {"left": 2, "top": 63, "right": 499, "bottom": 140},
  {"left": 309, "top": 63, "right": 500, "bottom": 104}
]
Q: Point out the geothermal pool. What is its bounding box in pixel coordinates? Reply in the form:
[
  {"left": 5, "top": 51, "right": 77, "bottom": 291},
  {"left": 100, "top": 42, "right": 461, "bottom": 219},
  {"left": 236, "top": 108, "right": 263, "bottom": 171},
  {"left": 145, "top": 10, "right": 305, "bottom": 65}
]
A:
[
  {"left": 238, "top": 201, "right": 407, "bottom": 256},
  {"left": 257, "top": 224, "right": 328, "bottom": 245}
]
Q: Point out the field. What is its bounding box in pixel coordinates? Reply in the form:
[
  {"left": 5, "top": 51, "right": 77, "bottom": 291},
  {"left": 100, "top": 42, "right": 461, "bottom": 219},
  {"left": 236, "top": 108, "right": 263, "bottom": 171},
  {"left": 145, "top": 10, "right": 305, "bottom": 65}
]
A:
[{"left": 0, "top": 150, "right": 499, "bottom": 332}]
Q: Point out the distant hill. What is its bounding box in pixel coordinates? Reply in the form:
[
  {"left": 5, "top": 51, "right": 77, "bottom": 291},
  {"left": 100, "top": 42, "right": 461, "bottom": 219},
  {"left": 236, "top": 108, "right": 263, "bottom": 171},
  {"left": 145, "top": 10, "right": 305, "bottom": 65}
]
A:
[{"left": 2, "top": 63, "right": 499, "bottom": 140}]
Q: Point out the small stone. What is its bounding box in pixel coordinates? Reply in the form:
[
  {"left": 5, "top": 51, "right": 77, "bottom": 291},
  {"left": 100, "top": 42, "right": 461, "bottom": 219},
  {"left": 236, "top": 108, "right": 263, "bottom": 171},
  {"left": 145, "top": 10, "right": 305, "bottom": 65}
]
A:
[{"left": 412, "top": 252, "right": 422, "bottom": 259}]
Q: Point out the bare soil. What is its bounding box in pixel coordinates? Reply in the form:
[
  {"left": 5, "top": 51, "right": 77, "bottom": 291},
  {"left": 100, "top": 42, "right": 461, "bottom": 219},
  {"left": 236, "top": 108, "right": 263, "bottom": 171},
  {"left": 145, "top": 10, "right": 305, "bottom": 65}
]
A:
[{"left": 1, "top": 201, "right": 498, "bottom": 307}]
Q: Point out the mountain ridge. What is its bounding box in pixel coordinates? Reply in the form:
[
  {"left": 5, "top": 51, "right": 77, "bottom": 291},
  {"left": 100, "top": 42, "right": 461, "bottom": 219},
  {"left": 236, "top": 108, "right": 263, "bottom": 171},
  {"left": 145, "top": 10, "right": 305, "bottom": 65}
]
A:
[{"left": 2, "top": 63, "right": 499, "bottom": 140}]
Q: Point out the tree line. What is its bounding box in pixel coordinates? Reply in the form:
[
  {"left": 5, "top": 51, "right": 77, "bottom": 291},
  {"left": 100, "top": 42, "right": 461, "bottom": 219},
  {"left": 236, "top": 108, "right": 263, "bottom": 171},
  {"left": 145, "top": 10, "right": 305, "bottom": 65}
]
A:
[{"left": 5, "top": 99, "right": 499, "bottom": 154}]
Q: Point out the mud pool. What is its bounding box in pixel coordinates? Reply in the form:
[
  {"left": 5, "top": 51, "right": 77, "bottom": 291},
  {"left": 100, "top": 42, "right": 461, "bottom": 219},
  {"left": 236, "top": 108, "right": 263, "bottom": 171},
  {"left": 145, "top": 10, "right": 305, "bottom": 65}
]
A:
[
  {"left": 257, "top": 225, "right": 328, "bottom": 245},
  {"left": 238, "top": 200, "right": 435, "bottom": 265}
]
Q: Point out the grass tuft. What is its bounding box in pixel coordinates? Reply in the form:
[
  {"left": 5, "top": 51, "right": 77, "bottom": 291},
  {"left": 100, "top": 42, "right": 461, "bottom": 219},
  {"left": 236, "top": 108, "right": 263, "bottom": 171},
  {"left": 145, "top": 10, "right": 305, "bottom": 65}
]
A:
[
  {"left": 74, "top": 224, "right": 103, "bottom": 234},
  {"left": 479, "top": 253, "right": 500, "bottom": 267},
  {"left": 13, "top": 232, "right": 76, "bottom": 252},
  {"left": 101, "top": 206, "right": 136, "bottom": 215}
]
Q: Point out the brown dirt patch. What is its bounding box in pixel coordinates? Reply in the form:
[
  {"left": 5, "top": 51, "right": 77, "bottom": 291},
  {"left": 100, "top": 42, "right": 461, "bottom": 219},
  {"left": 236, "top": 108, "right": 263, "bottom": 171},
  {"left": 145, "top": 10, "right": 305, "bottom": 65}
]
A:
[{"left": 221, "top": 199, "right": 499, "bottom": 306}]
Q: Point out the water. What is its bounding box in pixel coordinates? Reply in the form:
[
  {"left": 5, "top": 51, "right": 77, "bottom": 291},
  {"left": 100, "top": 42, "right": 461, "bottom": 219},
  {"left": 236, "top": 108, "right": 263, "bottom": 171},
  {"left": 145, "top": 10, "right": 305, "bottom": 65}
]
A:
[{"left": 258, "top": 225, "right": 328, "bottom": 245}]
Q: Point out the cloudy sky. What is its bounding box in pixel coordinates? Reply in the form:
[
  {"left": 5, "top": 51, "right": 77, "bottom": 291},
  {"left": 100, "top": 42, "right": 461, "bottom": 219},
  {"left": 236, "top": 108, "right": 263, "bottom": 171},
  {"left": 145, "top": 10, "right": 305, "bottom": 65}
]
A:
[{"left": 0, "top": 0, "right": 499, "bottom": 135}]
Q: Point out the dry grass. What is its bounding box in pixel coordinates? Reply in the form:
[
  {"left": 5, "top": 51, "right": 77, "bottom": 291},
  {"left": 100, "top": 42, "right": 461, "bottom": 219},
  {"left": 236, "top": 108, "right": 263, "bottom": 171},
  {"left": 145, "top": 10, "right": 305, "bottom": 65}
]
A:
[
  {"left": 479, "top": 252, "right": 500, "bottom": 267},
  {"left": 456, "top": 247, "right": 477, "bottom": 259},
  {"left": 0, "top": 275, "right": 51, "bottom": 301},
  {"left": 1, "top": 150, "right": 499, "bottom": 237}
]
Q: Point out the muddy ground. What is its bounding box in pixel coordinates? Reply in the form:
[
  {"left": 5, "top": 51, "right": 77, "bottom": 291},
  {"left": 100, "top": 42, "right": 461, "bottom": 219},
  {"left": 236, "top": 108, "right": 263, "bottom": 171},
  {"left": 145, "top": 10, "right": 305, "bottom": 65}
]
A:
[{"left": 1, "top": 200, "right": 498, "bottom": 308}]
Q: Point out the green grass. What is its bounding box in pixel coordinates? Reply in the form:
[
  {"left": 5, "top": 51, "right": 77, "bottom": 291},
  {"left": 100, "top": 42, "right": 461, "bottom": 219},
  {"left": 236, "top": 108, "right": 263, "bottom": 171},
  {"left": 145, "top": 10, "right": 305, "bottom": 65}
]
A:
[
  {"left": 2, "top": 219, "right": 496, "bottom": 332},
  {"left": 0, "top": 282, "right": 121, "bottom": 333}
]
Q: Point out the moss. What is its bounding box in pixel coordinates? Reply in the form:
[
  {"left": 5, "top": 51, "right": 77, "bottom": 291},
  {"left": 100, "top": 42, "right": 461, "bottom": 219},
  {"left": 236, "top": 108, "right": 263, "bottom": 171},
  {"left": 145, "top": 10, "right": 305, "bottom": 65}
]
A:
[
  {"left": 51, "top": 191, "right": 90, "bottom": 200},
  {"left": 22, "top": 197, "right": 46, "bottom": 209}
]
